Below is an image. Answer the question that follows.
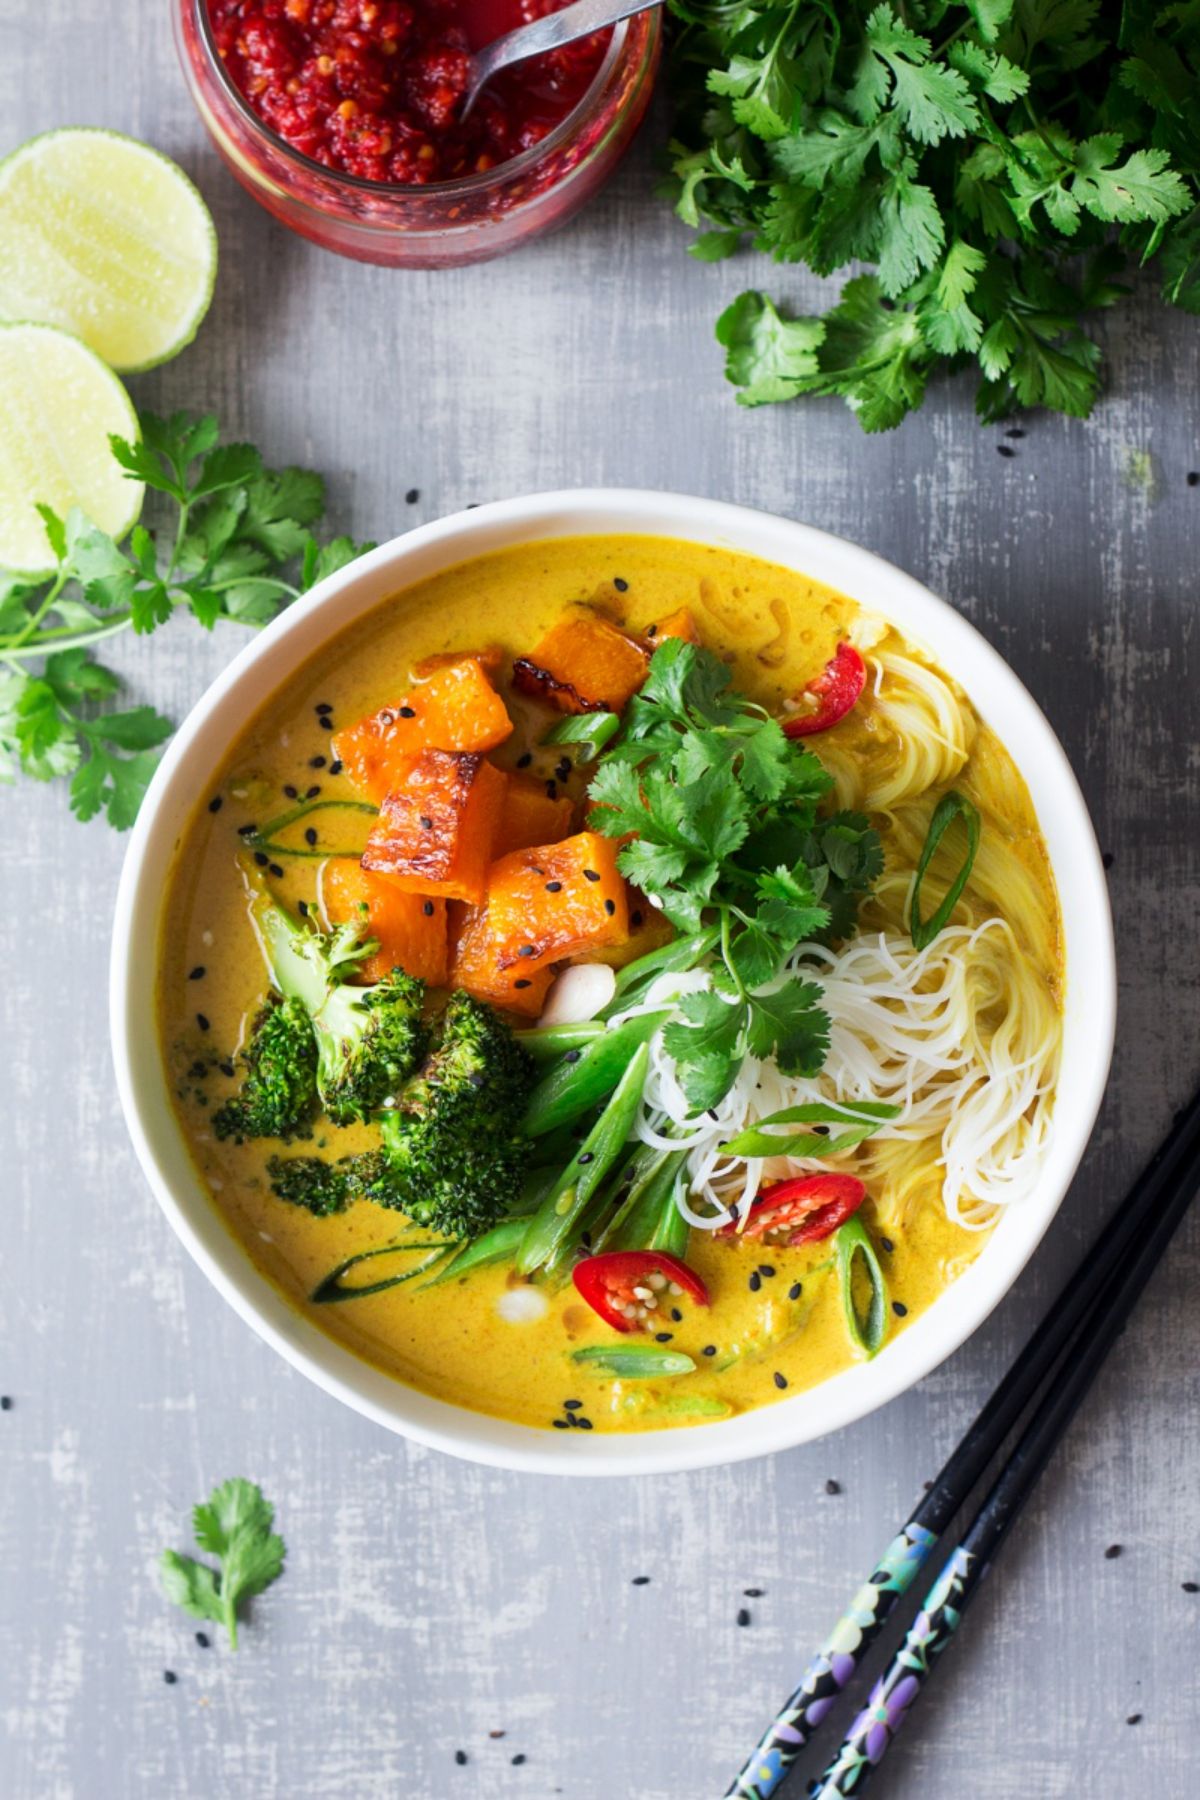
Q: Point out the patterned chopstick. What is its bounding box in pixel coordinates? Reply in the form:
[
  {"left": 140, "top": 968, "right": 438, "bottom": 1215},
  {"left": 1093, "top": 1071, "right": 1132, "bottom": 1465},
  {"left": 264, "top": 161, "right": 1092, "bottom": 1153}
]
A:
[{"left": 726, "top": 1083, "right": 1200, "bottom": 1800}]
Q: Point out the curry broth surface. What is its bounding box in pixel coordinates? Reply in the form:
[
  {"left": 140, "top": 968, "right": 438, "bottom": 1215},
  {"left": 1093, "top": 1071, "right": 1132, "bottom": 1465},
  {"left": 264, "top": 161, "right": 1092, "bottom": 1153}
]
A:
[{"left": 159, "top": 535, "right": 1059, "bottom": 1432}]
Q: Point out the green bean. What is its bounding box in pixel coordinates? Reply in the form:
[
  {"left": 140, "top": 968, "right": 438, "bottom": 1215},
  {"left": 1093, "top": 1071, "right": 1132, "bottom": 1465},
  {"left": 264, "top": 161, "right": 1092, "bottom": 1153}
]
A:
[
  {"left": 571, "top": 1345, "right": 696, "bottom": 1377},
  {"left": 517, "top": 1044, "right": 650, "bottom": 1273},
  {"left": 722, "top": 1099, "right": 901, "bottom": 1160},
  {"left": 837, "top": 1214, "right": 890, "bottom": 1357},
  {"left": 310, "top": 1242, "right": 455, "bottom": 1304},
  {"left": 421, "top": 1217, "right": 529, "bottom": 1288},
  {"left": 514, "top": 1021, "right": 605, "bottom": 1062},
  {"left": 597, "top": 926, "right": 719, "bottom": 1020},
  {"left": 522, "top": 1012, "right": 668, "bottom": 1138}
]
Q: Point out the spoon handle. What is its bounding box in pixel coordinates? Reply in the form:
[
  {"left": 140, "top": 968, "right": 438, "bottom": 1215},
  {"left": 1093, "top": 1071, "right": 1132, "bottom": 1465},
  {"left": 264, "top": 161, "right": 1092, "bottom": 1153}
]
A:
[{"left": 472, "top": 0, "right": 655, "bottom": 87}]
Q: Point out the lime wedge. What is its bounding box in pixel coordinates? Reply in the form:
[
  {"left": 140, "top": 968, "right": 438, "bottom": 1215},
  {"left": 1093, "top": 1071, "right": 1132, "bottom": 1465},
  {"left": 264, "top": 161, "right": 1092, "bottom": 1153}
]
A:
[
  {"left": 0, "top": 128, "right": 216, "bottom": 373},
  {"left": 0, "top": 322, "right": 143, "bottom": 576}
]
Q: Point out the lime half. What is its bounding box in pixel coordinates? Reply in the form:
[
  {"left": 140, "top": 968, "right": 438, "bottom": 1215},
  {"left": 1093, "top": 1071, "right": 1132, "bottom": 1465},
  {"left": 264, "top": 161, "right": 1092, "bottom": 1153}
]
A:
[
  {"left": 0, "top": 322, "right": 143, "bottom": 575},
  {"left": 0, "top": 128, "right": 217, "bottom": 373}
]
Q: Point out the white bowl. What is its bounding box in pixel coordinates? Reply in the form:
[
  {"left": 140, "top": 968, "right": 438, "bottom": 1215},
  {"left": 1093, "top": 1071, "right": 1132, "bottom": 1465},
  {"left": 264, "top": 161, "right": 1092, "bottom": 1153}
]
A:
[{"left": 111, "top": 491, "right": 1115, "bottom": 1476}]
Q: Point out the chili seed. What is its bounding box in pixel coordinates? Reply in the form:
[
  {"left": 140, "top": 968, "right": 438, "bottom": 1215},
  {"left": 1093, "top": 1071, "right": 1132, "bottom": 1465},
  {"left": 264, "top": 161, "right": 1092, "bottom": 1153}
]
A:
[
  {"left": 788, "top": 1282, "right": 802, "bottom": 1301},
  {"left": 825, "top": 1478, "right": 841, "bottom": 1496},
  {"left": 748, "top": 1271, "right": 761, "bottom": 1293},
  {"left": 1105, "top": 1544, "right": 1123, "bottom": 1560},
  {"left": 188, "top": 966, "right": 206, "bottom": 981},
  {"left": 208, "top": 795, "right": 223, "bottom": 814},
  {"left": 736, "top": 1608, "right": 751, "bottom": 1628},
  {"left": 517, "top": 752, "right": 532, "bottom": 768},
  {"left": 583, "top": 868, "right": 600, "bottom": 882},
  {"left": 309, "top": 754, "right": 326, "bottom": 769},
  {"left": 604, "top": 898, "right": 616, "bottom": 916},
  {"left": 305, "top": 828, "right": 318, "bottom": 846},
  {"left": 773, "top": 1371, "right": 788, "bottom": 1390},
  {"left": 613, "top": 577, "right": 629, "bottom": 593},
  {"left": 284, "top": 784, "right": 299, "bottom": 799},
  {"left": 545, "top": 880, "right": 563, "bottom": 893}
]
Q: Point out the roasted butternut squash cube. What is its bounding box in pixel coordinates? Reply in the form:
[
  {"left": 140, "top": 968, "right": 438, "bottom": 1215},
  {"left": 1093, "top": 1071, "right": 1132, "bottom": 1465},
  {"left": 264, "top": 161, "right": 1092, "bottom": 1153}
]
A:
[
  {"left": 494, "top": 772, "right": 574, "bottom": 857},
  {"left": 570, "top": 888, "right": 674, "bottom": 971},
  {"left": 362, "top": 750, "right": 506, "bottom": 905},
  {"left": 648, "top": 607, "right": 701, "bottom": 646},
  {"left": 332, "top": 655, "right": 512, "bottom": 803},
  {"left": 322, "top": 858, "right": 449, "bottom": 986},
  {"left": 484, "top": 830, "right": 629, "bottom": 973},
  {"left": 512, "top": 613, "right": 648, "bottom": 714},
  {"left": 450, "top": 904, "right": 554, "bottom": 1019}
]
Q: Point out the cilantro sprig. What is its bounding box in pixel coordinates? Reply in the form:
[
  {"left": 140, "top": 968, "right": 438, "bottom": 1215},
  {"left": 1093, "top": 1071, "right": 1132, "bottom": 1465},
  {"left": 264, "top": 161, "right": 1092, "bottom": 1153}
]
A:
[
  {"left": 667, "top": 0, "right": 1200, "bottom": 428},
  {"left": 588, "top": 638, "right": 881, "bottom": 1112},
  {"left": 0, "top": 412, "right": 372, "bottom": 827},
  {"left": 159, "top": 1477, "right": 286, "bottom": 1650}
]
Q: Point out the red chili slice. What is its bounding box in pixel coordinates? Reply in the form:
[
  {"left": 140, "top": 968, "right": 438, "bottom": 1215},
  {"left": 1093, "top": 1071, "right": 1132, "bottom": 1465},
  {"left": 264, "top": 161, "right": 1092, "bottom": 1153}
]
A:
[
  {"left": 573, "top": 1251, "right": 710, "bottom": 1334},
  {"left": 719, "top": 1174, "right": 866, "bottom": 1247},
  {"left": 782, "top": 643, "right": 866, "bottom": 737}
]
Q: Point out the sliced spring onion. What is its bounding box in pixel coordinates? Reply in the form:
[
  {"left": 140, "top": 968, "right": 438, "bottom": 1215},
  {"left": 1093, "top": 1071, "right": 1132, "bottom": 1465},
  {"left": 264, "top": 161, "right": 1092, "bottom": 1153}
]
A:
[
  {"left": 721, "top": 1099, "right": 902, "bottom": 1160},
  {"left": 244, "top": 795, "right": 377, "bottom": 861},
  {"left": 571, "top": 1345, "right": 697, "bottom": 1378},
  {"left": 421, "top": 1217, "right": 529, "bottom": 1288},
  {"left": 514, "top": 1020, "right": 605, "bottom": 1062},
  {"left": 310, "top": 1241, "right": 455, "bottom": 1304},
  {"left": 517, "top": 1043, "right": 650, "bottom": 1274},
  {"left": 522, "top": 1011, "right": 668, "bottom": 1138},
  {"left": 598, "top": 926, "right": 720, "bottom": 1019},
  {"left": 540, "top": 711, "right": 621, "bottom": 758},
  {"left": 909, "top": 789, "right": 981, "bottom": 951},
  {"left": 836, "top": 1215, "right": 889, "bottom": 1357}
]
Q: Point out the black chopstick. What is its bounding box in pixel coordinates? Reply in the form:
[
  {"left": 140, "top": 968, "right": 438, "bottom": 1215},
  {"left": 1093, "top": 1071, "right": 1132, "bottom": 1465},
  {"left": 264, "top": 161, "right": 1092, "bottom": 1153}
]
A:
[{"left": 726, "top": 1082, "right": 1200, "bottom": 1799}]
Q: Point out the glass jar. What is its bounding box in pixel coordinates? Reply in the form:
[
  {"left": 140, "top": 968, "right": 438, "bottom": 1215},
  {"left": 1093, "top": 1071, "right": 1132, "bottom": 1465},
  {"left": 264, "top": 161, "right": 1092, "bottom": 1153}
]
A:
[{"left": 173, "top": 1, "right": 662, "bottom": 268}]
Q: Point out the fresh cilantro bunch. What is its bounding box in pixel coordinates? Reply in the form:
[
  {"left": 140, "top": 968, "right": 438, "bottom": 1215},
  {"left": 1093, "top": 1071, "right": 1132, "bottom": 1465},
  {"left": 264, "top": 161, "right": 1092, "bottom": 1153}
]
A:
[
  {"left": 0, "top": 413, "right": 371, "bottom": 827},
  {"left": 159, "top": 1477, "right": 286, "bottom": 1650},
  {"left": 666, "top": 0, "right": 1200, "bottom": 428},
  {"left": 588, "top": 638, "right": 881, "bottom": 1111}
]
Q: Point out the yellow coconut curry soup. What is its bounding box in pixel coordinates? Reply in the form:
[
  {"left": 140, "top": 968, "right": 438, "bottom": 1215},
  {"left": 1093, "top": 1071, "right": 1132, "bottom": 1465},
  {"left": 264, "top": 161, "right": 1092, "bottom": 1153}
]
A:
[{"left": 159, "top": 536, "right": 1063, "bottom": 1434}]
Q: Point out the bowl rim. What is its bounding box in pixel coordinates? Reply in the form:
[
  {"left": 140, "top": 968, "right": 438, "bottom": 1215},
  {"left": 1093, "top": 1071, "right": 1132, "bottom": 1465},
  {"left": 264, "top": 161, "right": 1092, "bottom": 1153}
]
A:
[{"left": 110, "top": 489, "right": 1116, "bottom": 1477}]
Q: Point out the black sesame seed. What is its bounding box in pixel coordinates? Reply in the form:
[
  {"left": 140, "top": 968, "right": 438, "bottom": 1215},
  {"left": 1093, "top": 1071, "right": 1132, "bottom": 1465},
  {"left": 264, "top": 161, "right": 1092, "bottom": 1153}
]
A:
[
  {"left": 189, "top": 966, "right": 206, "bottom": 981},
  {"left": 670, "top": 1308, "right": 682, "bottom": 1323},
  {"left": 298, "top": 901, "right": 308, "bottom": 916},
  {"left": 565, "top": 1412, "right": 580, "bottom": 1428},
  {"left": 583, "top": 868, "right": 600, "bottom": 882},
  {"left": 545, "top": 880, "right": 562, "bottom": 893},
  {"left": 737, "top": 1608, "right": 751, "bottom": 1627},
  {"left": 1105, "top": 1543, "right": 1123, "bottom": 1560},
  {"left": 552, "top": 1418, "right": 569, "bottom": 1429},
  {"left": 0, "top": 1395, "right": 12, "bottom": 1411},
  {"left": 196, "top": 1014, "right": 210, "bottom": 1033},
  {"left": 577, "top": 1417, "right": 593, "bottom": 1430},
  {"left": 406, "top": 488, "right": 420, "bottom": 504},
  {"left": 163, "top": 1670, "right": 177, "bottom": 1686},
  {"left": 455, "top": 1749, "right": 468, "bottom": 1765},
  {"left": 630, "top": 910, "right": 643, "bottom": 928},
  {"left": 758, "top": 1263, "right": 775, "bottom": 1278},
  {"left": 744, "top": 1588, "right": 763, "bottom": 1598},
  {"left": 654, "top": 1331, "right": 673, "bottom": 1343},
  {"left": 545, "top": 779, "right": 558, "bottom": 799},
  {"left": 788, "top": 1282, "right": 803, "bottom": 1301},
  {"left": 420, "top": 815, "right": 433, "bottom": 830},
  {"left": 825, "top": 1478, "right": 841, "bottom": 1496},
  {"left": 702, "top": 1345, "right": 716, "bottom": 1357},
  {"left": 748, "top": 1271, "right": 761, "bottom": 1293},
  {"left": 564, "top": 1399, "right": 583, "bottom": 1411},
  {"left": 309, "top": 754, "right": 326, "bottom": 769},
  {"left": 329, "top": 759, "right": 343, "bottom": 776},
  {"left": 604, "top": 898, "right": 616, "bottom": 915},
  {"left": 631, "top": 1575, "right": 651, "bottom": 1585},
  {"left": 269, "top": 863, "right": 285, "bottom": 879},
  {"left": 398, "top": 705, "right": 417, "bottom": 720},
  {"left": 518, "top": 944, "right": 535, "bottom": 957},
  {"left": 1188, "top": 471, "right": 1200, "bottom": 487},
  {"left": 880, "top": 1236, "right": 894, "bottom": 1254},
  {"left": 773, "top": 1371, "right": 788, "bottom": 1390},
  {"left": 564, "top": 1049, "right": 581, "bottom": 1063},
  {"left": 646, "top": 622, "right": 657, "bottom": 636},
  {"left": 253, "top": 851, "right": 269, "bottom": 867},
  {"left": 1102, "top": 850, "right": 1115, "bottom": 870},
  {"left": 219, "top": 1061, "right": 235, "bottom": 1078},
  {"left": 1183, "top": 1581, "right": 1199, "bottom": 1593},
  {"left": 238, "top": 823, "right": 258, "bottom": 837},
  {"left": 555, "top": 759, "right": 571, "bottom": 782},
  {"left": 194, "top": 1630, "right": 209, "bottom": 1648},
  {"left": 284, "top": 784, "right": 299, "bottom": 799},
  {"left": 511, "top": 1754, "right": 527, "bottom": 1765},
  {"left": 316, "top": 702, "right": 332, "bottom": 714},
  {"left": 208, "top": 795, "right": 223, "bottom": 814},
  {"left": 1004, "top": 426, "right": 1026, "bottom": 439},
  {"left": 892, "top": 1301, "right": 908, "bottom": 1318},
  {"left": 613, "top": 577, "right": 629, "bottom": 593},
  {"left": 997, "top": 443, "right": 1016, "bottom": 458},
  {"left": 305, "top": 828, "right": 318, "bottom": 846},
  {"left": 517, "top": 752, "right": 533, "bottom": 768},
  {"left": 189, "top": 1061, "right": 208, "bottom": 1080},
  {"left": 1126, "top": 1714, "right": 1143, "bottom": 1726},
  {"left": 306, "top": 785, "right": 321, "bottom": 799},
  {"left": 577, "top": 1152, "right": 594, "bottom": 1165}
]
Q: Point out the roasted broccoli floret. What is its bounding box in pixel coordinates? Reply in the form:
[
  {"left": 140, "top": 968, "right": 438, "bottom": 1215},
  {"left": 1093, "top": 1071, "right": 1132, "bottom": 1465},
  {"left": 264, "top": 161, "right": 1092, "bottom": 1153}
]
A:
[
  {"left": 265, "top": 1149, "right": 394, "bottom": 1216},
  {"left": 313, "top": 968, "right": 429, "bottom": 1126},
  {"left": 213, "top": 869, "right": 428, "bottom": 1140},
  {"left": 213, "top": 995, "right": 317, "bottom": 1143},
  {"left": 376, "top": 992, "right": 535, "bottom": 1240}
]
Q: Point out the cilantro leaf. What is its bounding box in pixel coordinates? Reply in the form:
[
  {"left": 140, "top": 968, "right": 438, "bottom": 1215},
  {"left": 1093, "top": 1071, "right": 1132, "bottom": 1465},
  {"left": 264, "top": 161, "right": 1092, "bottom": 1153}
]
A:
[
  {"left": 159, "top": 1478, "right": 286, "bottom": 1649},
  {"left": 716, "top": 292, "right": 825, "bottom": 407},
  {"left": 745, "top": 978, "right": 831, "bottom": 1076}
]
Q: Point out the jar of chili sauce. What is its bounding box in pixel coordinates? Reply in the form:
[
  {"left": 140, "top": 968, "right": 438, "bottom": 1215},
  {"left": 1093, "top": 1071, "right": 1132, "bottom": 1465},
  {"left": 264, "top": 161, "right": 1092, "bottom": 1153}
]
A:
[{"left": 174, "top": 0, "right": 661, "bottom": 267}]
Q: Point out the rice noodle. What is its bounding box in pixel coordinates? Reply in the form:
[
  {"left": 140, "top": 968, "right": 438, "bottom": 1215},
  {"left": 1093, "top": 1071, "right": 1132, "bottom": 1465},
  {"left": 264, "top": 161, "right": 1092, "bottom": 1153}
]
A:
[{"left": 608, "top": 921, "right": 1060, "bottom": 1238}]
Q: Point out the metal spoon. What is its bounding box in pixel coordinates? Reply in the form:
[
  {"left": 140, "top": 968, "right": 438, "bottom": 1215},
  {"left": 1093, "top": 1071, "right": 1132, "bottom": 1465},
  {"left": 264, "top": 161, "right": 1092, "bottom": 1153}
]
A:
[{"left": 462, "top": 0, "right": 656, "bottom": 118}]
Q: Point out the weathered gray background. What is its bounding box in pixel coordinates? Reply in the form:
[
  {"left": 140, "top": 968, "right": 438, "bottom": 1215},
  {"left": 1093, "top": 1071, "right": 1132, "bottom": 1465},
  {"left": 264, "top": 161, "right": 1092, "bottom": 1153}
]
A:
[{"left": 3, "top": 6, "right": 1198, "bottom": 1797}]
